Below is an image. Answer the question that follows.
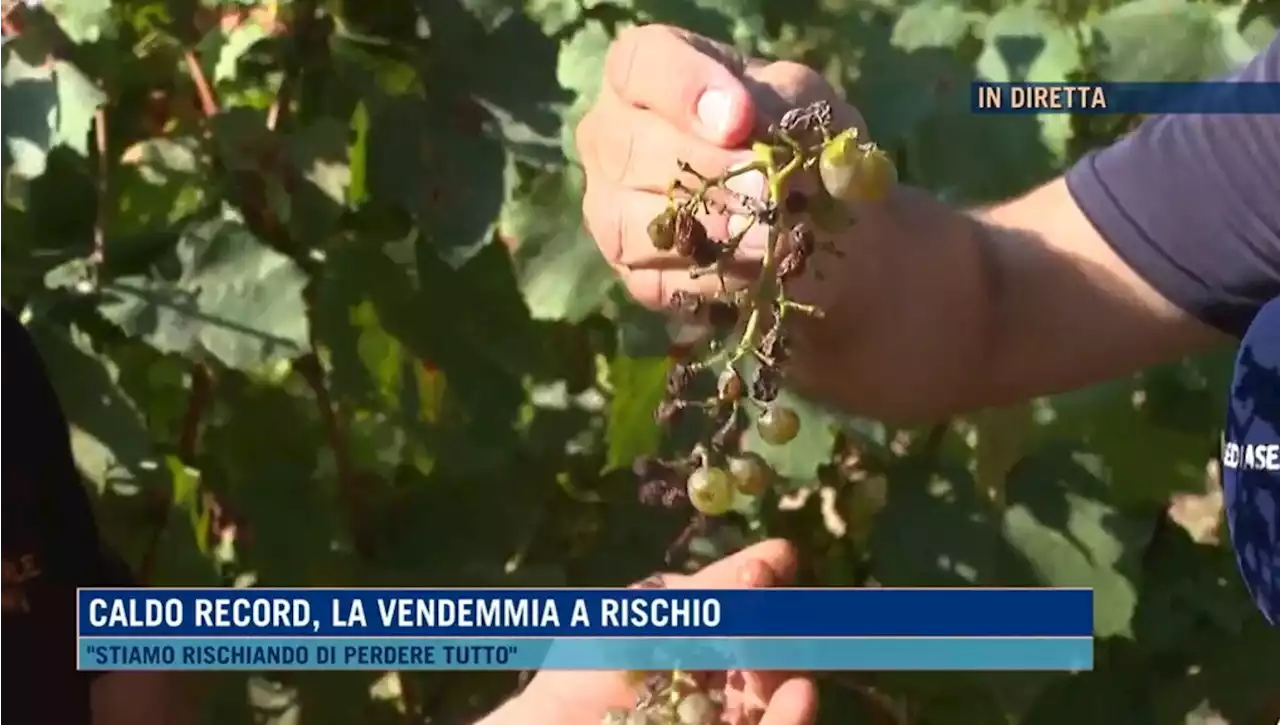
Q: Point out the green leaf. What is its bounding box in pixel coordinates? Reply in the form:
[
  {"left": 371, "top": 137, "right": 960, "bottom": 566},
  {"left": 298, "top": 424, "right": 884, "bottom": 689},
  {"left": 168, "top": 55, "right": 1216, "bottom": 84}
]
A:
[
  {"left": 1031, "top": 367, "right": 1221, "bottom": 507},
  {"left": 3, "top": 48, "right": 59, "bottom": 179},
  {"left": 92, "top": 214, "right": 312, "bottom": 370},
  {"left": 974, "top": 1, "right": 1078, "bottom": 154},
  {"left": 215, "top": 18, "right": 271, "bottom": 83},
  {"left": 605, "top": 355, "right": 671, "bottom": 472},
  {"left": 1020, "top": 668, "right": 1150, "bottom": 725},
  {"left": 287, "top": 117, "right": 352, "bottom": 244},
  {"left": 891, "top": 0, "right": 982, "bottom": 50},
  {"left": 366, "top": 93, "right": 506, "bottom": 266},
  {"left": 631, "top": 0, "right": 768, "bottom": 50},
  {"left": 42, "top": 0, "right": 115, "bottom": 43},
  {"left": 871, "top": 452, "right": 1012, "bottom": 586},
  {"left": 502, "top": 164, "right": 617, "bottom": 322},
  {"left": 555, "top": 19, "right": 622, "bottom": 163},
  {"left": 903, "top": 0, "right": 1077, "bottom": 200},
  {"left": 1092, "top": 0, "right": 1227, "bottom": 81},
  {"left": 1000, "top": 448, "right": 1156, "bottom": 638},
  {"left": 52, "top": 60, "right": 105, "bottom": 156},
  {"left": 27, "top": 321, "right": 161, "bottom": 494}
]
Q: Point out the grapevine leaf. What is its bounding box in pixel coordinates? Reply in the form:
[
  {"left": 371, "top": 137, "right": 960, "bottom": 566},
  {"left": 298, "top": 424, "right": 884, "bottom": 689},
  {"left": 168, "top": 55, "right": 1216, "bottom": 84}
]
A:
[
  {"left": 835, "top": 2, "right": 986, "bottom": 146},
  {"left": 41, "top": 0, "right": 115, "bottom": 43},
  {"left": 871, "top": 453, "right": 1014, "bottom": 586},
  {"left": 201, "top": 382, "right": 335, "bottom": 586},
  {"left": 93, "top": 215, "right": 312, "bottom": 370},
  {"left": 527, "top": 0, "right": 581, "bottom": 34},
  {"left": 366, "top": 93, "right": 506, "bottom": 267},
  {"left": 26, "top": 321, "right": 161, "bottom": 493},
  {"left": 52, "top": 61, "right": 106, "bottom": 157},
  {"left": 1215, "top": 3, "right": 1278, "bottom": 66},
  {"left": 605, "top": 355, "right": 671, "bottom": 472},
  {"left": 2, "top": 48, "right": 59, "bottom": 179},
  {"left": 1133, "top": 520, "right": 1255, "bottom": 652},
  {"left": 215, "top": 18, "right": 271, "bottom": 83},
  {"left": 630, "top": 0, "right": 768, "bottom": 50},
  {"left": 460, "top": 0, "right": 524, "bottom": 30},
  {"left": 1092, "top": 0, "right": 1227, "bottom": 81},
  {"left": 1019, "top": 668, "right": 1150, "bottom": 725},
  {"left": 555, "top": 19, "right": 622, "bottom": 162},
  {"left": 114, "top": 136, "right": 209, "bottom": 236},
  {"left": 1000, "top": 448, "right": 1156, "bottom": 639},
  {"left": 314, "top": 242, "right": 541, "bottom": 475},
  {"left": 1151, "top": 612, "right": 1280, "bottom": 723},
  {"left": 287, "top": 117, "right": 352, "bottom": 244},
  {"left": 891, "top": 0, "right": 981, "bottom": 50},
  {"left": 467, "top": 13, "right": 569, "bottom": 166},
  {"left": 904, "top": 0, "right": 1076, "bottom": 200},
  {"left": 974, "top": 1, "right": 1077, "bottom": 154},
  {"left": 1031, "top": 364, "right": 1221, "bottom": 507},
  {"left": 502, "top": 164, "right": 617, "bottom": 322}
]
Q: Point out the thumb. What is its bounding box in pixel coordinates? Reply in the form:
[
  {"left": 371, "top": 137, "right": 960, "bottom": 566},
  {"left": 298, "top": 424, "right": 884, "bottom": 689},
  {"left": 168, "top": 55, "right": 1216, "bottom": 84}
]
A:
[{"left": 605, "top": 25, "right": 756, "bottom": 146}]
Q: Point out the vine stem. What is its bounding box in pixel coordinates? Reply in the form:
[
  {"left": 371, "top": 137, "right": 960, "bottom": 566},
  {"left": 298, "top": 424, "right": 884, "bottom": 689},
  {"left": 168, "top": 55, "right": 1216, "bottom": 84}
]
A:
[
  {"left": 90, "top": 107, "right": 108, "bottom": 269},
  {"left": 267, "top": 0, "right": 318, "bottom": 131},
  {"left": 182, "top": 48, "right": 218, "bottom": 117},
  {"left": 295, "top": 353, "right": 362, "bottom": 552},
  {"left": 139, "top": 365, "right": 214, "bottom": 584}
]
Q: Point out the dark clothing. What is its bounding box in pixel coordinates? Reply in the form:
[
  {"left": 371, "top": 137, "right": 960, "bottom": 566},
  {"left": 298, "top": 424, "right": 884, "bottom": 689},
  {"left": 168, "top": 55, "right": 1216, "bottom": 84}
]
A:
[
  {"left": 3, "top": 311, "right": 136, "bottom": 725},
  {"left": 1066, "top": 36, "right": 1280, "bottom": 337}
]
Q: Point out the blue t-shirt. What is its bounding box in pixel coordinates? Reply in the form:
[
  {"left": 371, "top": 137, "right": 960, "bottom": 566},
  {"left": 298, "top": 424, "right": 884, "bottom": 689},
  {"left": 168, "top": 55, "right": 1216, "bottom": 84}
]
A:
[{"left": 1066, "top": 38, "right": 1280, "bottom": 337}]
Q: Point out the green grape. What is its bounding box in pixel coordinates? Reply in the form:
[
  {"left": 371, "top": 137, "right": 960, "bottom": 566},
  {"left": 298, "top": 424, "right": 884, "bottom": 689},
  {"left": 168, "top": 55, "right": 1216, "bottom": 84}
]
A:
[
  {"left": 818, "top": 128, "right": 897, "bottom": 203},
  {"left": 850, "top": 144, "right": 897, "bottom": 202},
  {"left": 757, "top": 405, "right": 800, "bottom": 445},
  {"left": 647, "top": 208, "right": 678, "bottom": 251},
  {"left": 728, "top": 452, "right": 772, "bottom": 496},
  {"left": 687, "top": 466, "right": 734, "bottom": 515},
  {"left": 675, "top": 692, "right": 719, "bottom": 725}
]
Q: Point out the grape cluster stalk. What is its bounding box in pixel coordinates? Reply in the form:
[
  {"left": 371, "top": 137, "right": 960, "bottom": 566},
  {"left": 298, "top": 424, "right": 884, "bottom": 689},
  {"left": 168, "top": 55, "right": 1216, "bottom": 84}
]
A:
[{"left": 617, "top": 102, "right": 898, "bottom": 723}]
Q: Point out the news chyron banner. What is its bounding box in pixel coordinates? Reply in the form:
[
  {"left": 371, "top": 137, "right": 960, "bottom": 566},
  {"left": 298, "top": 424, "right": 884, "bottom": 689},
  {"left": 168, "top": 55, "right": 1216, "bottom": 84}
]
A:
[
  {"left": 78, "top": 588, "right": 1094, "bottom": 672},
  {"left": 970, "top": 81, "right": 1280, "bottom": 115}
]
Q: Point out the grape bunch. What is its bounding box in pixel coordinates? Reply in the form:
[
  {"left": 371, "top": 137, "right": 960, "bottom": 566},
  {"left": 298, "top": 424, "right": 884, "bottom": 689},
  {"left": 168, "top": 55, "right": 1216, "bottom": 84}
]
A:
[
  {"left": 614, "top": 102, "right": 896, "bottom": 725},
  {"left": 632, "top": 101, "right": 896, "bottom": 520},
  {"left": 602, "top": 670, "right": 726, "bottom": 725}
]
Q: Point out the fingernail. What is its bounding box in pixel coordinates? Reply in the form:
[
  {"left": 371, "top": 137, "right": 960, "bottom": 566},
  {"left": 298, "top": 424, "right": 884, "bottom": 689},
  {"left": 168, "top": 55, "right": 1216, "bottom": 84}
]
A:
[{"left": 696, "top": 89, "right": 734, "bottom": 138}]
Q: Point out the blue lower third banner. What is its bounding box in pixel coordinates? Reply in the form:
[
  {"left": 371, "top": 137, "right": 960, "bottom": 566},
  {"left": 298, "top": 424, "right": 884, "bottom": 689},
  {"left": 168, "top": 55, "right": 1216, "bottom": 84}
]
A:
[
  {"left": 78, "top": 636, "right": 1093, "bottom": 672},
  {"left": 970, "top": 81, "right": 1280, "bottom": 114}
]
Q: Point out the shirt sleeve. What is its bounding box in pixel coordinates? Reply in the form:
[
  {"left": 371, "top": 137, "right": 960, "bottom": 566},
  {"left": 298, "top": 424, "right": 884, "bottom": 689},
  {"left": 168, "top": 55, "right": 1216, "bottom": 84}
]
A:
[{"left": 1064, "top": 38, "right": 1280, "bottom": 337}]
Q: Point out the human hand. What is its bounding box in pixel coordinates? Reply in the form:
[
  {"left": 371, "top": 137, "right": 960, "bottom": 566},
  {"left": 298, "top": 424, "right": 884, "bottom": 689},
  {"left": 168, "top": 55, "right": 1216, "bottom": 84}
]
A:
[
  {"left": 479, "top": 539, "right": 816, "bottom": 725},
  {"left": 575, "top": 24, "right": 868, "bottom": 315}
]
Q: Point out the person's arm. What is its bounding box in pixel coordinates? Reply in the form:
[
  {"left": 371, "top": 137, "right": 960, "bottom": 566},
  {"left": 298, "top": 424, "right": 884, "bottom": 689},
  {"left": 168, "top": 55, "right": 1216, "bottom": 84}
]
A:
[{"left": 789, "top": 41, "right": 1280, "bottom": 423}]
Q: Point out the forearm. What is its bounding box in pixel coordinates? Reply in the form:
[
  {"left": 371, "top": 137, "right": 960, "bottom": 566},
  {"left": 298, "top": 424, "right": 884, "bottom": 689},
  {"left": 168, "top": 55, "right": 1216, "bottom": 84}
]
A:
[{"left": 789, "top": 178, "right": 1224, "bottom": 424}]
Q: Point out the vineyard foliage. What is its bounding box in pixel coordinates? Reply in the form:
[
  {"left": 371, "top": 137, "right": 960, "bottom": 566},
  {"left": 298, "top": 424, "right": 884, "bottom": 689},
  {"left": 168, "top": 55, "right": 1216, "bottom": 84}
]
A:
[{"left": 3, "top": 0, "right": 1279, "bottom": 722}]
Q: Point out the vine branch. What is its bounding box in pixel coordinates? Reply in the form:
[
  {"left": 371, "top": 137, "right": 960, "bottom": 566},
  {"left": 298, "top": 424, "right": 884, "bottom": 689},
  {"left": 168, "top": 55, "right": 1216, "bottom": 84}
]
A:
[
  {"left": 295, "top": 353, "right": 362, "bottom": 553},
  {"left": 267, "top": 0, "right": 319, "bottom": 131}
]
